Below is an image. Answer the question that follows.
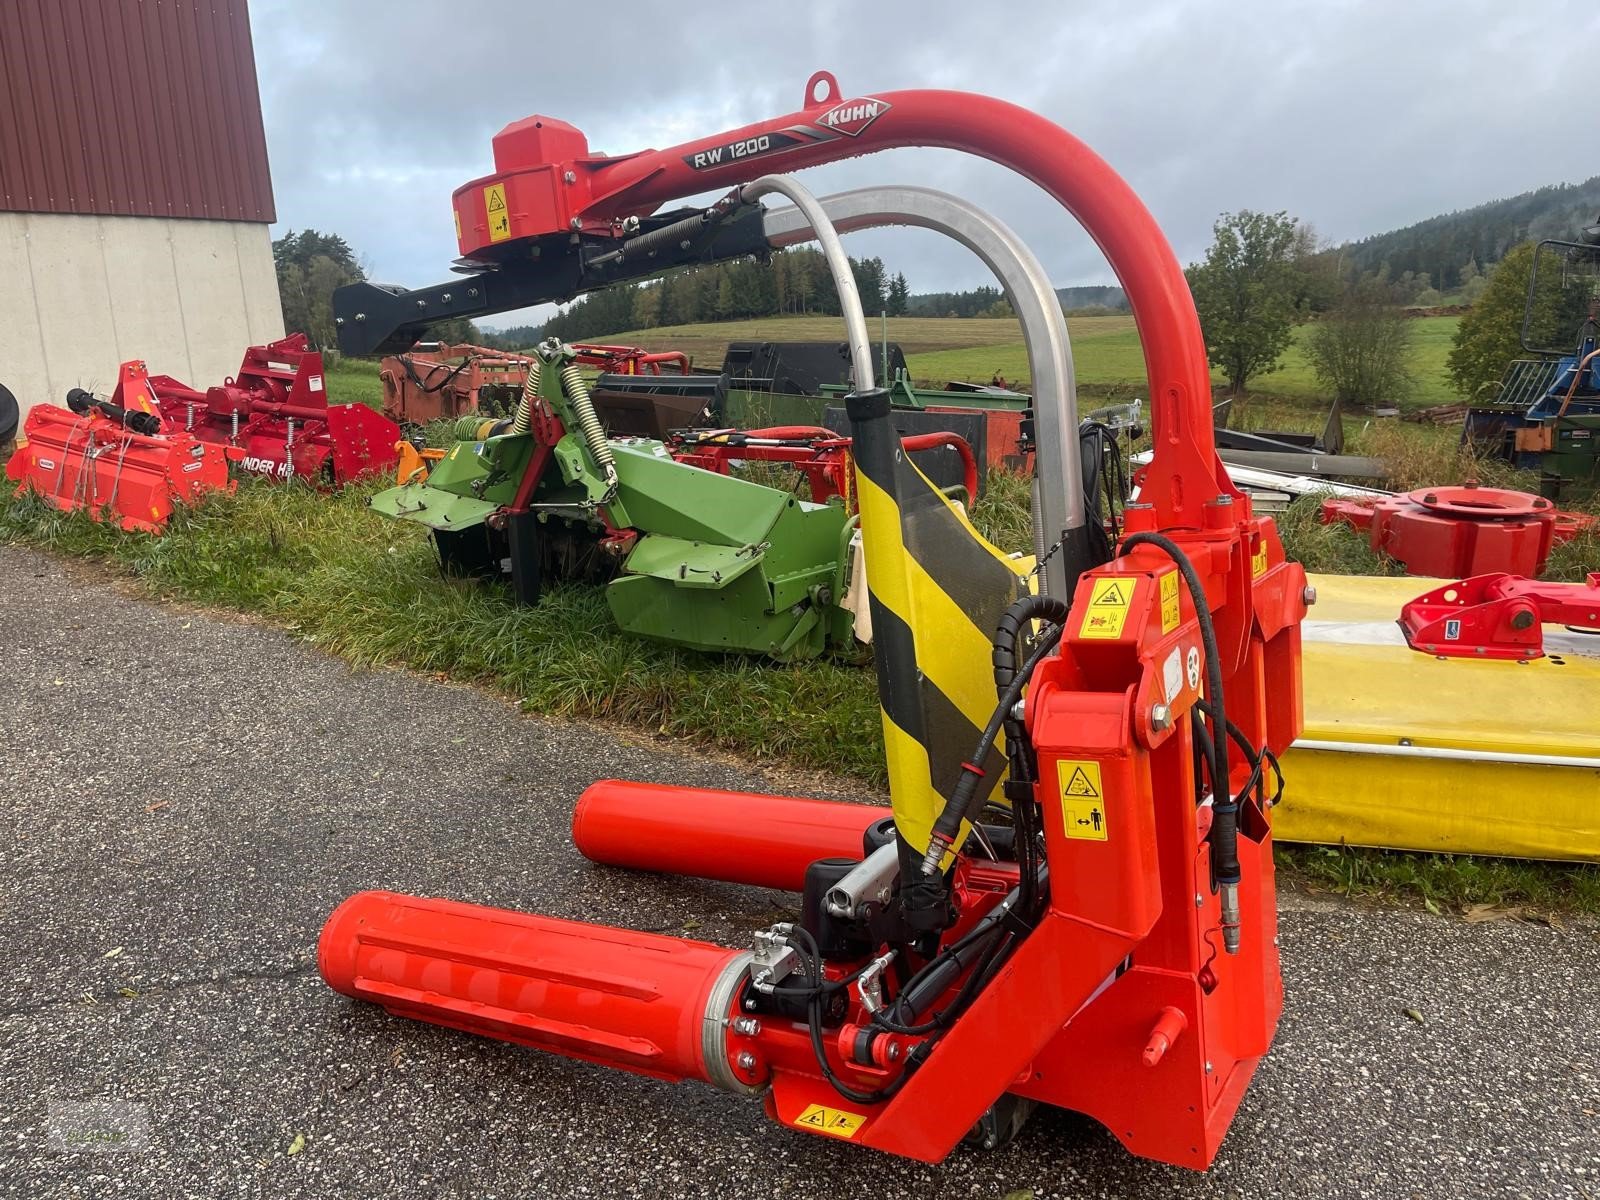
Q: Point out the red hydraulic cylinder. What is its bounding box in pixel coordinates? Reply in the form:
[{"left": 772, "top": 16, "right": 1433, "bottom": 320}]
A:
[
  {"left": 318, "top": 891, "right": 751, "bottom": 1087},
  {"left": 572, "top": 780, "right": 889, "bottom": 891}
]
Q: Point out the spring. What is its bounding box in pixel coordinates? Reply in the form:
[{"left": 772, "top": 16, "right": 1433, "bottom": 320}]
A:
[
  {"left": 558, "top": 360, "right": 617, "bottom": 484},
  {"left": 511, "top": 356, "right": 541, "bottom": 436}
]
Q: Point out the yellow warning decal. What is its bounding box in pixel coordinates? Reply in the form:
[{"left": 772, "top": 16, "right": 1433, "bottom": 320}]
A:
[
  {"left": 1057, "top": 759, "right": 1108, "bottom": 840},
  {"left": 454, "top": 208, "right": 462, "bottom": 241},
  {"left": 1159, "top": 570, "right": 1180, "bottom": 634},
  {"left": 1079, "top": 577, "right": 1134, "bottom": 640},
  {"left": 794, "top": 1103, "right": 866, "bottom": 1139},
  {"left": 484, "top": 182, "right": 511, "bottom": 243},
  {"left": 1252, "top": 543, "right": 1269, "bottom": 579}
]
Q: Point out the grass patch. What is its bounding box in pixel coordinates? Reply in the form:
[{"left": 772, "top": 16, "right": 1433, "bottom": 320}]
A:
[{"left": 1278, "top": 843, "right": 1600, "bottom": 917}]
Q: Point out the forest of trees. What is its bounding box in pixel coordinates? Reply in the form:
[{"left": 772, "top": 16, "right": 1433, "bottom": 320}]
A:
[
  {"left": 1343, "top": 175, "right": 1600, "bottom": 292},
  {"left": 530, "top": 249, "right": 905, "bottom": 344}
]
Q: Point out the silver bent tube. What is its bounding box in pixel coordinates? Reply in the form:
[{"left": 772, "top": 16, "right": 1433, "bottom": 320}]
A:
[
  {"left": 762, "top": 186, "right": 1082, "bottom": 597},
  {"left": 740, "top": 176, "right": 875, "bottom": 392}
]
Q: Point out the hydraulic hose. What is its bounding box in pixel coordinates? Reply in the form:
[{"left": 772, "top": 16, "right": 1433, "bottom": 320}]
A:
[
  {"left": 917, "top": 626, "right": 1065, "bottom": 877},
  {"left": 1119, "top": 531, "right": 1242, "bottom": 953}
]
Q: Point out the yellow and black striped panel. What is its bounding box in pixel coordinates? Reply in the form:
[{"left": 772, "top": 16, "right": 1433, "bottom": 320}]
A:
[{"left": 848, "top": 391, "right": 1032, "bottom": 854}]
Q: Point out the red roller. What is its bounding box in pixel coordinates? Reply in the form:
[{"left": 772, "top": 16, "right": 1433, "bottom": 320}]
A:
[
  {"left": 572, "top": 781, "right": 889, "bottom": 891},
  {"left": 318, "top": 890, "right": 754, "bottom": 1089}
]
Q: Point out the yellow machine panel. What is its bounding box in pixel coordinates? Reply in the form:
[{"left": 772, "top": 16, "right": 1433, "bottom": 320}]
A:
[{"left": 1277, "top": 573, "right": 1600, "bottom": 862}]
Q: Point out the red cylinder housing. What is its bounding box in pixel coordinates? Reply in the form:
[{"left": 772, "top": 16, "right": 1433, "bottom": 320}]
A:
[
  {"left": 573, "top": 781, "right": 889, "bottom": 891},
  {"left": 318, "top": 891, "right": 749, "bottom": 1086}
]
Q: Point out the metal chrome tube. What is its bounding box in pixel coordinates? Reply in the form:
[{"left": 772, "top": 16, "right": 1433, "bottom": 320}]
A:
[
  {"left": 740, "top": 176, "right": 875, "bottom": 392},
  {"left": 763, "top": 185, "right": 1082, "bottom": 596}
]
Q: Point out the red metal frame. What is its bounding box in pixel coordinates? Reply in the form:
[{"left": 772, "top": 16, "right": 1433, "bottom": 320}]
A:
[
  {"left": 1401, "top": 571, "right": 1600, "bottom": 659},
  {"left": 153, "top": 335, "right": 401, "bottom": 486},
  {"left": 321, "top": 73, "right": 1307, "bottom": 1174},
  {"left": 379, "top": 341, "right": 690, "bottom": 425},
  {"left": 1320, "top": 484, "right": 1591, "bottom": 578},
  {"left": 666, "top": 426, "right": 979, "bottom": 510}
]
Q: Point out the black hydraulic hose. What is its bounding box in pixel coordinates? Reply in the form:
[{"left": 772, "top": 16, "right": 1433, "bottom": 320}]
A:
[
  {"left": 1120, "top": 532, "right": 1236, "bottom": 886},
  {"left": 991, "top": 593, "right": 1069, "bottom": 919},
  {"left": 917, "top": 628, "right": 1065, "bottom": 876},
  {"left": 992, "top": 595, "right": 1071, "bottom": 695}
]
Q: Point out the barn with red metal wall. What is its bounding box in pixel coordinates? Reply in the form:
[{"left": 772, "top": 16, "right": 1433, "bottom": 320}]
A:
[{"left": 0, "top": 0, "right": 284, "bottom": 420}]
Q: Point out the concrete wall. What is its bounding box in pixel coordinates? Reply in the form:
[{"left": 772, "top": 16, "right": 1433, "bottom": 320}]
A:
[{"left": 0, "top": 212, "right": 283, "bottom": 415}]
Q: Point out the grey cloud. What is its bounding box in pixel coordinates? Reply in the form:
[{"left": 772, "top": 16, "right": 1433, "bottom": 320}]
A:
[{"left": 251, "top": 0, "right": 1600, "bottom": 319}]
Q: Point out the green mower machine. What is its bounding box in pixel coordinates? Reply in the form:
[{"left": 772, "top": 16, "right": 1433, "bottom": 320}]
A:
[{"left": 370, "top": 339, "right": 856, "bottom": 660}]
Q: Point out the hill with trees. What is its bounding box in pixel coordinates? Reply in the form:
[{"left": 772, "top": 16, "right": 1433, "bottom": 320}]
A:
[{"left": 1341, "top": 176, "right": 1600, "bottom": 293}]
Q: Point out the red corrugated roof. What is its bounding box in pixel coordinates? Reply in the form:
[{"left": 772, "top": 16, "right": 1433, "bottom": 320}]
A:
[{"left": 0, "top": 0, "right": 275, "bottom": 222}]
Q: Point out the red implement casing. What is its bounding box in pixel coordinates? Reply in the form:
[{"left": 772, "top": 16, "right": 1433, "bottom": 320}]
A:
[
  {"left": 1319, "top": 484, "right": 1591, "bottom": 578},
  {"left": 666, "top": 427, "right": 978, "bottom": 508},
  {"left": 153, "top": 335, "right": 401, "bottom": 486},
  {"left": 5, "top": 402, "right": 231, "bottom": 533},
  {"left": 379, "top": 341, "right": 690, "bottom": 425},
  {"left": 1400, "top": 570, "right": 1600, "bottom": 660}
]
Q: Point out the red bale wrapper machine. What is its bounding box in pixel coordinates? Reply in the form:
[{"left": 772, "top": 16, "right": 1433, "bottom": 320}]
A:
[{"left": 318, "top": 73, "right": 1309, "bottom": 1170}]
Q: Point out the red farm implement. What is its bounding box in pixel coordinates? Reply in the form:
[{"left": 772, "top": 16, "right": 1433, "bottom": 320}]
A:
[
  {"left": 1320, "top": 482, "right": 1593, "bottom": 578},
  {"left": 152, "top": 334, "right": 400, "bottom": 485},
  {"left": 6, "top": 363, "right": 232, "bottom": 533},
  {"left": 379, "top": 340, "right": 692, "bottom": 426}
]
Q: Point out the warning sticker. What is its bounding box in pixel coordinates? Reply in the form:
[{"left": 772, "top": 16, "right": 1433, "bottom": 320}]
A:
[
  {"left": 1079, "top": 577, "right": 1134, "bottom": 640},
  {"left": 794, "top": 1104, "right": 866, "bottom": 1139},
  {"left": 1251, "top": 543, "right": 1269, "bottom": 578},
  {"left": 484, "top": 183, "right": 511, "bottom": 243},
  {"left": 1057, "top": 759, "right": 1107, "bottom": 841},
  {"left": 1159, "top": 571, "right": 1180, "bottom": 633},
  {"left": 454, "top": 208, "right": 462, "bottom": 241}
]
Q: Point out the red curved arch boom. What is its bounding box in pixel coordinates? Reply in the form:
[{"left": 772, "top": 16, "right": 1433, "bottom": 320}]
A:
[{"left": 458, "top": 71, "right": 1233, "bottom": 528}]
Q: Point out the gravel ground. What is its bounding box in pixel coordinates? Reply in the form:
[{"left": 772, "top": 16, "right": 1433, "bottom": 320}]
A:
[{"left": 1, "top": 543, "right": 1596, "bottom": 1200}]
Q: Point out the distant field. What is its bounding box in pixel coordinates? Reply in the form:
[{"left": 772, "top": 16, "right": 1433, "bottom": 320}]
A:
[{"left": 600, "top": 313, "right": 1463, "bottom": 409}]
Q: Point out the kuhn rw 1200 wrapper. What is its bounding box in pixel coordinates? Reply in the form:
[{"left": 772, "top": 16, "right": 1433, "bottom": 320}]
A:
[{"left": 319, "top": 73, "right": 1308, "bottom": 1171}]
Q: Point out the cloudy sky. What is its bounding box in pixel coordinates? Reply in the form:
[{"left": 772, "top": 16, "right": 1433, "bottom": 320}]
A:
[{"left": 250, "top": 0, "right": 1598, "bottom": 325}]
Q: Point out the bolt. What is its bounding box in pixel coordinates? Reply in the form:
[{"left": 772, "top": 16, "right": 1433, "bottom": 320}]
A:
[
  {"left": 355, "top": 312, "right": 366, "bottom": 322},
  {"left": 442, "top": 292, "right": 452, "bottom": 302},
  {"left": 570, "top": 218, "right": 582, "bottom": 230},
  {"left": 1151, "top": 703, "right": 1172, "bottom": 731},
  {"left": 563, "top": 170, "right": 577, "bottom": 184},
  {"left": 1302, "top": 585, "right": 1318, "bottom": 606},
  {"left": 736, "top": 1052, "right": 757, "bottom": 1071},
  {"left": 1423, "top": 493, "right": 1438, "bottom": 504},
  {"left": 888, "top": 1044, "right": 902, "bottom": 1062},
  {"left": 1205, "top": 1060, "right": 1214, "bottom": 1075},
  {"left": 1010, "top": 700, "right": 1026, "bottom": 721},
  {"left": 743, "top": 998, "right": 758, "bottom": 1011},
  {"left": 1510, "top": 610, "right": 1535, "bottom": 630},
  {"left": 732, "top": 1017, "right": 761, "bottom": 1036},
  {"left": 1195, "top": 893, "right": 1205, "bottom": 908},
  {"left": 335, "top": 317, "right": 345, "bottom": 326},
  {"left": 416, "top": 299, "right": 427, "bottom": 309}
]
